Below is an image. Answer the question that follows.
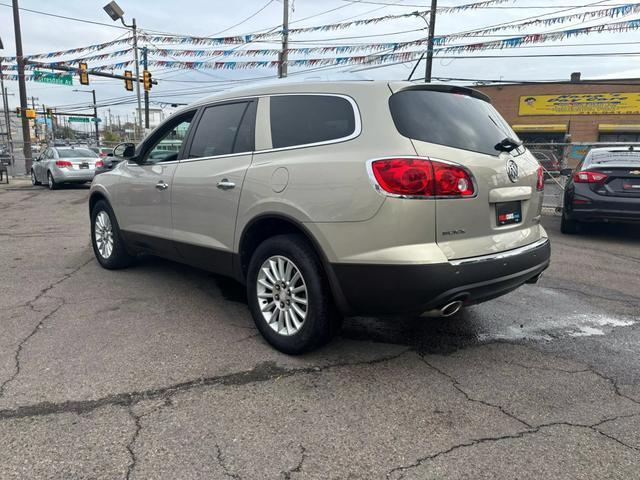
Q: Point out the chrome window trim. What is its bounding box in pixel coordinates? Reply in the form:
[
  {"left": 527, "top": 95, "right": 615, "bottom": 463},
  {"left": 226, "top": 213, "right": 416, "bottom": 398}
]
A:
[
  {"left": 365, "top": 156, "right": 479, "bottom": 200},
  {"left": 450, "top": 238, "right": 549, "bottom": 266},
  {"left": 179, "top": 151, "right": 253, "bottom": 164}
]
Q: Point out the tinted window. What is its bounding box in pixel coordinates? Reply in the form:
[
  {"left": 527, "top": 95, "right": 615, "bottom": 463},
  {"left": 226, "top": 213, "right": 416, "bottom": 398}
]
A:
[
  {"left": 270, "top": 95, "right": 356, "bottom": 149},
  {"left": 189, "top": 102, "right": 253, "bottom": 158},
  {"left": 56, "top": 148, "right": 98, "bottom": 158},
  {"left": 389, "top": 90, "right": 520, "bottom": 157}
]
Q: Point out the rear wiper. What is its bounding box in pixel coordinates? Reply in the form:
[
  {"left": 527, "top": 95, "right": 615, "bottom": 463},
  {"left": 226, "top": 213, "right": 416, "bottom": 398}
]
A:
[{"left": 494, "top": 137, "right": 523, "bottom": 153}]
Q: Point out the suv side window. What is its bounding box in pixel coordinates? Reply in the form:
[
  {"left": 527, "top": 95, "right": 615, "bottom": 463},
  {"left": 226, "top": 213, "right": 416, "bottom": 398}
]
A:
[
  {"left": 188, "top": 101, "right": 255, "bottom": 159},
  {"left": 141, "top": 111, "right": 195, "bottom": 164},
  {"left": 269, "top": 95, "right": 356, "bottom": 149}
]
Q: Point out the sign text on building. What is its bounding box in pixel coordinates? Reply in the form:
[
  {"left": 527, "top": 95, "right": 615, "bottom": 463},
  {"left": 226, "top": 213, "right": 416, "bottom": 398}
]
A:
[{"left": 518, "top": 92, "right": 640, "bottom": 116}]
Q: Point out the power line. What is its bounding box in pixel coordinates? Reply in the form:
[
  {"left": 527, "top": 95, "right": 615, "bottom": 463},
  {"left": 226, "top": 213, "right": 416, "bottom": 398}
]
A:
[
  {"left": 341, "top": 0, "right": 638, "bottom": 8},
  {"left": 207, "top": 0, "right": 278, "bottom": 36},
  {"left": 0, "top": 2, "right": 128, "bottom": 29}
]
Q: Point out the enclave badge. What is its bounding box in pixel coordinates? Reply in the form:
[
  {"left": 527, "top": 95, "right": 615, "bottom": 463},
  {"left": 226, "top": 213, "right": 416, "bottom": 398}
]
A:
[{"left": 506, "top": 159, "right": 519, "bottom": 183}]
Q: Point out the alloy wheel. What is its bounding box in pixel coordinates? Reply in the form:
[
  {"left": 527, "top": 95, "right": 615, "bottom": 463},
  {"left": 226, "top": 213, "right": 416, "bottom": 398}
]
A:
[
  {"left": 256, "top": 255, "right": 308, "bottom": 336},
  {"left": 94, "top": 211, "right": 114, "bottom": 259}
]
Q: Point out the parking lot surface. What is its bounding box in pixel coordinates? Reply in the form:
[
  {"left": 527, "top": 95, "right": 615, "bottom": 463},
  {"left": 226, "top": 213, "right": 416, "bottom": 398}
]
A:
[{"left": 1, "top": 182, "right": 639, "bottom": 479}]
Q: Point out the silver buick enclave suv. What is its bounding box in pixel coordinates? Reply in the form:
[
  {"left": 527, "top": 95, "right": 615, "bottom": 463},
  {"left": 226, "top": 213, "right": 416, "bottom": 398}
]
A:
[{"left": 89, "top": 81, "right": 550, "bottom": 354}]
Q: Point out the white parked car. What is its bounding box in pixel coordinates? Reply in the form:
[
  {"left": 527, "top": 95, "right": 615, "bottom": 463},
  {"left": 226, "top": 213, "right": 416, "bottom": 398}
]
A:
[{"left": 32, "top": 146, "right": 101, "bottom": 189}]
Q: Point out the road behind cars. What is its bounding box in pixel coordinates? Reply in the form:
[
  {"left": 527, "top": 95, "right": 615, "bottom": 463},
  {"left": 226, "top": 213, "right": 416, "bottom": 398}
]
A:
[{"left": 0, "top": 183, "right": 639, "bottom": 479}]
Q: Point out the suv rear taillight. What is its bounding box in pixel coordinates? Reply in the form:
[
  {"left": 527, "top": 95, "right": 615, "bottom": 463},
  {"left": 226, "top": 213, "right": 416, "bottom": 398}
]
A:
[
  {"left": 573, "top": 170, "right": 608, "bottom": 184},
  {"left": 536, "top": 165, "right": 544, "bottom": 191},
  {"left": 55, "top": 160, "right": 72, "bottom": 168},
  {"left": 369, "top": 157, "right": 475, "bottom": 198}
]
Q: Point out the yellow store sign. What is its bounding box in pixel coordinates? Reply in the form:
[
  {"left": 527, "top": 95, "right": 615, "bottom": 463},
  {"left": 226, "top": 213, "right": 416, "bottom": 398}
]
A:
[{"left": 518, "top": 92, "right": 640, "bottom": 116}]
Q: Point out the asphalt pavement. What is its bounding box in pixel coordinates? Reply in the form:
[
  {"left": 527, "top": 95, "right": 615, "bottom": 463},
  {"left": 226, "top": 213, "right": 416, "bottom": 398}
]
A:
[{"left": 1, "top": 180, "right": 639, "bottom": 479}]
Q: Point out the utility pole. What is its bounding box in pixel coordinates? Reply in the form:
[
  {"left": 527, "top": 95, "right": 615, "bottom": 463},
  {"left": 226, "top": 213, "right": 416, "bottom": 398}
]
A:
[
  {"left": 278, "top": 0, "right": 289, "bottom": 78},
  {"left": 12, "top": 0, "right": 32, "bottom": 173},
  {"left": 142, "top": 46, "right": 149, "bottom": 130},
  {"left": 424, "top": 0, "right": 438, "bottom": 82},
  {"left": 131, "top": 19, "right": 142, "bottom": 139},
  {"left": 91, "top": 89, "right": 99, "bottom": 145},
  {"left": 31, "top": 95, "right": 39, "bottom": 141}
]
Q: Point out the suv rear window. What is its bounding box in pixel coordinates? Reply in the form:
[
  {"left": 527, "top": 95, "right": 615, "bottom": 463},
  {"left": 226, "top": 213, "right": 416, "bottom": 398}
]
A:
[
  {"left": 270, "top": 95, "right": 356, "bottom": 149},
  {"left": 389, "top": 89, "right": 520, "bottom": 157}
]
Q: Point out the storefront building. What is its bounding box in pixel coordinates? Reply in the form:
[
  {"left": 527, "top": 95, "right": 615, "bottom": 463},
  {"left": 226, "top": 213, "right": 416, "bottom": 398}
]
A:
[{"left": 474, "top": 74, "right": 640, "bottom": 166}]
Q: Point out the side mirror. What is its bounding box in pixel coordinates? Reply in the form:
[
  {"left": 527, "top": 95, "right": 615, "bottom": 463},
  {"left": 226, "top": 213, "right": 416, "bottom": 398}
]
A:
[
  {"left": 560, "top": 168, "right": 572, "bottom": 176},
  {"left": 113, "top": 142, "right": 136, "bottom": 159}
]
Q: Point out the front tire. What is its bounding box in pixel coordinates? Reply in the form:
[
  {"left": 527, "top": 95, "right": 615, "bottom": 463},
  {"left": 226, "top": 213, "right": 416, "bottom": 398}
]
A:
[
  {"left": 90, "top": 200, "right": 134, "bottom": 269},
  {"left": 247, "top": 234, "right": 341, "bottom": 354},
  {"left": 31, "top": 170, "right": 41, "bottom": 186}
]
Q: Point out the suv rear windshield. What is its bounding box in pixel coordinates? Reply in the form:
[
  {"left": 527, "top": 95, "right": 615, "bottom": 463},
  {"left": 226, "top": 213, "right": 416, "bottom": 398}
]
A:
[{"left": 389, "top": 89, "right": 519, "bottom": 157}]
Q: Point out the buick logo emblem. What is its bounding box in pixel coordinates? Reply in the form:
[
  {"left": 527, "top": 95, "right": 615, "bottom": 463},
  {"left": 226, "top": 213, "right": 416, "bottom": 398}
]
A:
[{"left": 506, "top": 159, "right": 519, "bottom": 183}]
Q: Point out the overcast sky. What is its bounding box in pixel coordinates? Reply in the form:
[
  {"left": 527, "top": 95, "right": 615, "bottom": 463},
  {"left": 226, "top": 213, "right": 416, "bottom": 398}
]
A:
[{"left": 1, "top": 0, "right": 640, "bottom": 121}]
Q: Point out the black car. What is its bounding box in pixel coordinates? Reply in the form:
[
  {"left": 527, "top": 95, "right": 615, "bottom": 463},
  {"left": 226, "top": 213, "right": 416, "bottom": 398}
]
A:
[{"left": 561, "top": 146, "right": 640, "bottom": 233}]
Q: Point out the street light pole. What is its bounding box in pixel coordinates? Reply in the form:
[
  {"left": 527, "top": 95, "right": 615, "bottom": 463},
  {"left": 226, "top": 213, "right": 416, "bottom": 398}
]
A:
[
  {"left": 103, "top": 2, "right": 143, "bottom": 140},
  {"left": 12, "top": 0, "right": 33, "bottom": 173}
]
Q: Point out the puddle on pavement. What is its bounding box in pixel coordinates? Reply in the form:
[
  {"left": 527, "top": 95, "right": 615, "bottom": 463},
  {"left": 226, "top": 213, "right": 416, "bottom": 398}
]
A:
[{"left": 341, "top": 285, "right": 637, "bottom": 354}]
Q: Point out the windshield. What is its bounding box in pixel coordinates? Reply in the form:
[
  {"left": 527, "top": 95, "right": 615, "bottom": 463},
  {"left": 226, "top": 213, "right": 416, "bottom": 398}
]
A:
[
  {"left": 55, "top": 148, "right": 98, "bottom": 158},
  {"left": 389, "top": 89, "right": 520, "bottom": 157}
]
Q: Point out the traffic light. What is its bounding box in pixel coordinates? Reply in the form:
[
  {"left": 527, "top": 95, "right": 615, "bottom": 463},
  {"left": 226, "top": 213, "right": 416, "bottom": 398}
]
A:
[
  {"left": 46, "top": 108, "right": 53, "bottom": 117},
  {"left": 124, "top": 70, "right": 133, "bottom": 91},
  {"left": 79, "top": 62, "right": 89, "bottom": 85},
  {"left": 16, "top": 107, "right": 21, "bottom": 117},
  {"left": 143, "top": 69, "right": 152, "bottom": 91}
]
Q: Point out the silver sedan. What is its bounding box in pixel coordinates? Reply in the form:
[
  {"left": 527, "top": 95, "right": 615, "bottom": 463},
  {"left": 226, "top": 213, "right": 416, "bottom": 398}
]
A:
[{"left": 31, "top": 146, "right": 101, "bottom": 190}]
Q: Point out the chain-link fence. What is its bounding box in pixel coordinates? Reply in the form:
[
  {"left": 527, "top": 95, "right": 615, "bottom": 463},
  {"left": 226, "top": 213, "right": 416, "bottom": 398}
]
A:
[{"left": 525, "top": 141, "right": 640, "bottom": 212}]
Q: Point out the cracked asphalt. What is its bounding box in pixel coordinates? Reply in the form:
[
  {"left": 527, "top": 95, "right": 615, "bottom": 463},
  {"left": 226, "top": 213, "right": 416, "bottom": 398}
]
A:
[{"left": 1, "top": 180, "right": 639, "bottom": 479}]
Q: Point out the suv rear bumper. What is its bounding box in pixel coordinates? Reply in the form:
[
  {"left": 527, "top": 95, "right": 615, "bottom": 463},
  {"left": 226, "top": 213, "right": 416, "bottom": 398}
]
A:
[{"left": 329, "top": 238, "right": 550, "bottom": 315}]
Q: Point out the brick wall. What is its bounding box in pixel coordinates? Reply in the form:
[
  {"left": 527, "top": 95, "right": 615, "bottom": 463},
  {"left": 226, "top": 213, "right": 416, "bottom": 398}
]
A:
[{"left": 475, "top": 79, "right": 640, "bottom": 142}]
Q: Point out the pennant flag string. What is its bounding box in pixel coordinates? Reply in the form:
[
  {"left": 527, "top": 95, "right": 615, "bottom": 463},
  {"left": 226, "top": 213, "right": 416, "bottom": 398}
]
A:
[
  {"left": 7, "top": 0, "right": 636, "bottom": 62},
  {"left": 1, "top": 38, "right": 132, "bottom": 62},
  {"left": 445, "top": 2, "right": 640, "bottom": 41}
]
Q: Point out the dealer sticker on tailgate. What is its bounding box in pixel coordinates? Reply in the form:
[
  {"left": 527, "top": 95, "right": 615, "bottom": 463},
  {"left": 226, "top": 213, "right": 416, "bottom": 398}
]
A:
[{"left": 496, "top": 201, "right": 522, "bottom": 226}]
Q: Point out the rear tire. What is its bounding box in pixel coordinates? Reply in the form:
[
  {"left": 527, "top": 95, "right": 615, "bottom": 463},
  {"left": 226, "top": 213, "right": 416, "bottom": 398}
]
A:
[
  {"left": 91, "top": 200, "right": 134, "bottom": 269},
  {"left": 247, "top": 234, "right": 341, "bottom": 354},
  {"left": 31, "top": 170, "right": 41, "bottom": 186},
  {"left": 560, "top": 212, "right": 580, "bottom": 234},
  {"left": 47, "top": 171, "right": 58, "bottom": 190}
]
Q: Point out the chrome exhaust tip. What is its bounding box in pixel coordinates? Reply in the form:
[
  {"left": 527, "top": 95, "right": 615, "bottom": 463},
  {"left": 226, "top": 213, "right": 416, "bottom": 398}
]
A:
[
  {"left": 440, "top": 300, "right": 463, "bottom": 317},
  {"left": 421, "top": 300, "right": 464, "bottom": 318}
]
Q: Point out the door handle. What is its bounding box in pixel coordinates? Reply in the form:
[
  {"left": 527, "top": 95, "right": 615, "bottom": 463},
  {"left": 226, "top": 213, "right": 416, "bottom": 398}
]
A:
[
  {"left": 155, "top": 181, "right": 169, "bottom": 191},
  {"left": 217, "top": 179, "right": 235, "bottom": 190}
]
